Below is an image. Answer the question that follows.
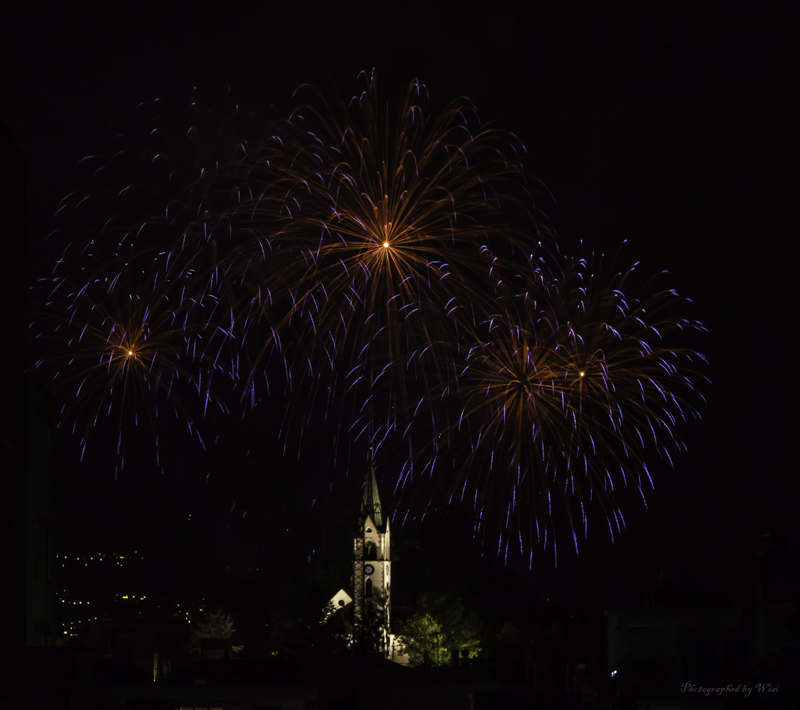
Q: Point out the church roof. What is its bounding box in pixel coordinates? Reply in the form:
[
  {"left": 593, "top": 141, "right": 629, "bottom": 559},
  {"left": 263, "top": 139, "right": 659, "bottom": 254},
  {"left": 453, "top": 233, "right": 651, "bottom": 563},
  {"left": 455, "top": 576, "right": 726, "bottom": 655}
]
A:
[{"left": 360, "top": 465, "right": 384, "bottom": 530}]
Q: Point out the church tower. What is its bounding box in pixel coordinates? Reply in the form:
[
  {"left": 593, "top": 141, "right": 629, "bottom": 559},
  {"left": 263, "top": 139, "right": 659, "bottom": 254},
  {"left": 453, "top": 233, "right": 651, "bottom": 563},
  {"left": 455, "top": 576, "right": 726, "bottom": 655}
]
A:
[{"left": 352, "top": 465, "right": 391, "bottom": 652}]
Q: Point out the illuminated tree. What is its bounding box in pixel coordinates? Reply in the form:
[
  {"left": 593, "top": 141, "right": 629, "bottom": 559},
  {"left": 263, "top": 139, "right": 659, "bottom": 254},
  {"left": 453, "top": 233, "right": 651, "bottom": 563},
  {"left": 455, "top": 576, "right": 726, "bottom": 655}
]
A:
[{"left": 398, "top": 592, "right": 482, "bottom": 666}]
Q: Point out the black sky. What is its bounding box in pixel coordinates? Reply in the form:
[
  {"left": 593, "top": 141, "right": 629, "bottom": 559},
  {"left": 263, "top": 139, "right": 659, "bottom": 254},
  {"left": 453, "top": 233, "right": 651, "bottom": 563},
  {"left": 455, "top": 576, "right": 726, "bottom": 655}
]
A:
[{"left": 3, "top": 1, "right": 798, "bottom": 605}]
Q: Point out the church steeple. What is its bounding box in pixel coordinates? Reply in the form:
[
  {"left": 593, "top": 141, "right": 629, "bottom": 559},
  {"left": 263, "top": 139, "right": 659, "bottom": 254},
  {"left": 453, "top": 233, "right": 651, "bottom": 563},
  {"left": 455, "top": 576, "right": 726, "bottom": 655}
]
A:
[
  {"left": 353, "top": 464, "right": 391, "bottom": 653},
  {"left": 360, "top": 464, "right": 384, "bottom": 530},
  {"left": 325, "top": 464, "right": 408, "bottom": 663}
]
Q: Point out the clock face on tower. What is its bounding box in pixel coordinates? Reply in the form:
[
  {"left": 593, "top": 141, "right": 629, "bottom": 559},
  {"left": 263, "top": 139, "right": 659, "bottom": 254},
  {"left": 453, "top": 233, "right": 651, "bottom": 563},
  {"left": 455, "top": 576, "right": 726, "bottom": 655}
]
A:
[{"left": 364, "top": 564, "right": 374, "bottom": 575}]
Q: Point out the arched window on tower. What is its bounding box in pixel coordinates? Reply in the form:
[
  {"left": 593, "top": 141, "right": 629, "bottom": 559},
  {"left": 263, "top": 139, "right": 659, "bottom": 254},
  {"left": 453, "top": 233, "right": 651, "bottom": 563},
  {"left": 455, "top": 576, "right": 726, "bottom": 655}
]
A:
[
  {"left": 365, "top": 541, "right": 375, "bottom": 559},
  {"left": 365, "top": 578, "right": 373, "bottom": 599}
]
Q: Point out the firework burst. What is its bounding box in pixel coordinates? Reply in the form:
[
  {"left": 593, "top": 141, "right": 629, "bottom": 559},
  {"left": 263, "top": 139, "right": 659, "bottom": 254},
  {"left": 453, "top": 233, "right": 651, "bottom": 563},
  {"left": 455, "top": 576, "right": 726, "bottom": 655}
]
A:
[
  {"left": 36, "top": 255, "right": 228, "bottom": 472},
  {"left": 34, "top": 73, "right": 706, "bottom": 562},
  {"left": 404, "top": 247, "right": 707, "bottom": 563},
  {"left": 231, "top": 70, "right": 543, "bottom": 453},
  {"left": 35, "top": 95, "right": 267, "bottom": 469}
]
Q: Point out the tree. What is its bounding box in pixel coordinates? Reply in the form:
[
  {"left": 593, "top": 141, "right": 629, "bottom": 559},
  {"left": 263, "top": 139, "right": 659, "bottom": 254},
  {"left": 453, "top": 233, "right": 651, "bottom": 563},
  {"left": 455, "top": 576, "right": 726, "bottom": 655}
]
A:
[
  {"left": 397, "top": 592, "right": 483, "bottom": 666},
  {"left": 188, "top": 608, "right": 244, "bottom": 655}
]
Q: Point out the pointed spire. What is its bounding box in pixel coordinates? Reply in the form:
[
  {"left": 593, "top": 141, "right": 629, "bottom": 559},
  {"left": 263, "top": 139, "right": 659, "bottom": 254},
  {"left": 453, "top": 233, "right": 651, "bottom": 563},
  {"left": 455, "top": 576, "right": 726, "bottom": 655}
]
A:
[{"left": 360, "top": 464, "right": 383, "bottom": 530}]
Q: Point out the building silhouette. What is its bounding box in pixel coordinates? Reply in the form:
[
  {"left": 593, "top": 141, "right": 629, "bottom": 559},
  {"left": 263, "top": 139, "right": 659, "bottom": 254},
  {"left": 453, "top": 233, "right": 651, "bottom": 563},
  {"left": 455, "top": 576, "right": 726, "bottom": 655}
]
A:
[{"left": 0, "top": 120, "right": 61, "bottom": 705}]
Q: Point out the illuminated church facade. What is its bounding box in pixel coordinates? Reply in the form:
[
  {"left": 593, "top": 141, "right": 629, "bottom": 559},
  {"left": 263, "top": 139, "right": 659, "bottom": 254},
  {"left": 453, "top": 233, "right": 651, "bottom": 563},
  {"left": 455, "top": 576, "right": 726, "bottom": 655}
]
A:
[{"left": 327, "top": 466, "right": 408, "bottom": 664}]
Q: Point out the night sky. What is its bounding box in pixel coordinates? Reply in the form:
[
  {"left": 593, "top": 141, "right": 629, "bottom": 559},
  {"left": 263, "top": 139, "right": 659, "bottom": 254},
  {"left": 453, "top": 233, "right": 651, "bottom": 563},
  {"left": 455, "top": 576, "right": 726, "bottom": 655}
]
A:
[{"left": 3, "top": 2, "right": 798, "bottom": 610}]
